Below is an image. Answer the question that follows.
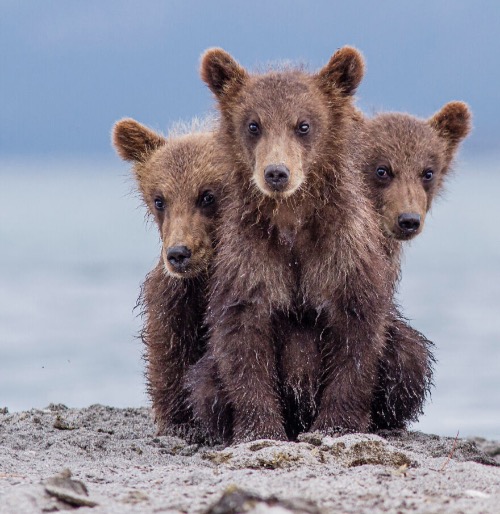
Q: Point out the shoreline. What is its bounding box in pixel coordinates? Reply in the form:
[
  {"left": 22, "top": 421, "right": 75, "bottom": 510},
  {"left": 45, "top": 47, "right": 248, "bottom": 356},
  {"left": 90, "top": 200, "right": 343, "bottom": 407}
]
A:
[{"left": 1, "top": 404, "right": 499, "bottom": 513}]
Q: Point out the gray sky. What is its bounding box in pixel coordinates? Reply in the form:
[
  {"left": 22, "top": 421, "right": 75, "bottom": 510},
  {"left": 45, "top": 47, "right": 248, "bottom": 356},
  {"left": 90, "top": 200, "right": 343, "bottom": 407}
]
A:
[{"left": 1, "top": 0, "right": 499, "bottom": 158}]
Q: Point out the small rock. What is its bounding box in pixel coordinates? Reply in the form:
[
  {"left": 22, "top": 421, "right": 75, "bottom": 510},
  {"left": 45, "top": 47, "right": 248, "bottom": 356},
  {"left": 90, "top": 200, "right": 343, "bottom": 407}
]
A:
[
  {"left": 44, "top": 469, "right": 98, "bottom": 508},
  {"left": 204, "top": 487, "right": 321, "bottom": 514}
]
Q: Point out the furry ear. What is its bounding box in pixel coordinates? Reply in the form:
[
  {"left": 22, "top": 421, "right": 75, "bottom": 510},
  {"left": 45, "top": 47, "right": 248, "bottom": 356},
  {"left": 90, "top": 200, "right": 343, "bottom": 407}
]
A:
[
  {"left": 316, "top": 46, "right": 365, "bottom": 96},
  {"left": 200, "top": 48, "right": 247, "bottom": 99},
  {"left": 429, "top": 101, "right": 472, "bottom": 148},
  {"left": 112, "top": 118, "right": 166, "bottom": 162}
]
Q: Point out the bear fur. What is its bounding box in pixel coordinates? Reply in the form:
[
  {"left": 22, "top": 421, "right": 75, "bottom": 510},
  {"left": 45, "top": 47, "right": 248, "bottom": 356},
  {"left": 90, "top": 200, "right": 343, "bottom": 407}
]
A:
[
  {"left": 280, "top": 102, "right": 472, "bottom": 434},
  {"left": 188, "top": 312, "right": 323, "bottom": 442},
  {"left": 360, "top": 102, "right": 472, "bottom": 429},
  {"left": 112, "top": 119, "right": 225, "bottom": 440},
  {"left": 189, "top": 47, "right": 394, "bottom": 443}
]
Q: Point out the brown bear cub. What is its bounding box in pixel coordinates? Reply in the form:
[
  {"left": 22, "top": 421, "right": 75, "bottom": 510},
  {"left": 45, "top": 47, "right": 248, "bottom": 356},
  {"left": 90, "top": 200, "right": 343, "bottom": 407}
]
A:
[
  {"left": 362, "top": 101, "right": 472, "bottom": 242},
  {"left": 362, "top": 102, "right": 472, "bottom": 430},
  {"left": 189, "top": 46, "right": 394, "bottom": 443},
  {"left": 113, "top": 119, "right": 225, "bottom": 441},
  {"left": 280, "top": 102, "right": 472, "bottom": 435}
]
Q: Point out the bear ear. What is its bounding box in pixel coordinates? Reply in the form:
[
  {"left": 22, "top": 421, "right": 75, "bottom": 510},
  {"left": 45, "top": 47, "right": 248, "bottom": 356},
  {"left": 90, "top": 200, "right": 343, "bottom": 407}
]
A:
[
  {"left": 316, "top": 46, "right": 365, "bottom": 96},
  {"left": 112, "top": 118, "right": 166, "bottom": 162},
  {"left": 428, "top": 101, "right": 472, "bottom": 148},
  {"left": 200, "top": 48, "right": 247, "bottom": 99}
]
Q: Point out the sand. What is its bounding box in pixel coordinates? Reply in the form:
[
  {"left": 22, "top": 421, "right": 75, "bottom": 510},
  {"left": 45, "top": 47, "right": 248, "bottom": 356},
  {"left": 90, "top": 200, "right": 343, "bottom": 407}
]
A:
[{"left": 0, "top": 404, "right": 499, "bottom": 513}]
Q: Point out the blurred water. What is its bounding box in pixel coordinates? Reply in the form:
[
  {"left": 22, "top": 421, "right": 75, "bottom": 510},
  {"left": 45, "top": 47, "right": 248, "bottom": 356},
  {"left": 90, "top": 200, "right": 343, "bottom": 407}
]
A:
[{"left": 1, "top": 158, "right": 499, "bottom": 439}]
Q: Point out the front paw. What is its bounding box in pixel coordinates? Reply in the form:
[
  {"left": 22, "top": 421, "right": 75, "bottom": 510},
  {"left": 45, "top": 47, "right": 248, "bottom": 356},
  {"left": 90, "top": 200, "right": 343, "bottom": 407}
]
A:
[
  {"left": 311, "top": 411, "right": 370, "bottom": 435},
  {"left": 232, "top": 421, "right": 287, "bottom": 444}
]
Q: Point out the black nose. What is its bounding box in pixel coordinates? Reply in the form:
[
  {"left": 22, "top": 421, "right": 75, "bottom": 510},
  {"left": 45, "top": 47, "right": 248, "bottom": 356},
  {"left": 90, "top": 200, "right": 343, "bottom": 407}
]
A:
[
  {"left": 264, "top": 164, "right": 290, "bottom": 191},
  {"left": 398, "top": 213, "right": 421, "bottom": 233},
  {"left": 166, "top": 246, "right": 192, "bottom": 270}
]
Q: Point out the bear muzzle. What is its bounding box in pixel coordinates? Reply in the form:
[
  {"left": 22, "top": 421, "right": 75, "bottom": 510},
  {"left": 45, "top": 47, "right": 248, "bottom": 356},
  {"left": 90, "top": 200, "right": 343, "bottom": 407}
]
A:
[
  {"left": 264, "top": 164, "right": 290, "bottom": 192},
  {"left": 396, "top": 212, "right": 422, "bottom": 239},
  {"left": 166, "top": 245, "right": 192, "bottom": 272}
]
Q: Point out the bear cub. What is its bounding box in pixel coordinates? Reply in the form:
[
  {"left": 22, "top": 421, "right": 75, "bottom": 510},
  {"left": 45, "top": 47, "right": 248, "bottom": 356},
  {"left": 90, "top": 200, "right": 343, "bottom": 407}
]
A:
[
  {"left": 189, "top": 46, "right": 394, "bottom": 443},
  {"left": 280, "top": 101, "right": 472, "bottom": 435},
  {"left": 113, "top": 119, "right": 225, "bottom": 441},
  {"left": 361, "top": 101, "right": 472, "bottom": 430}
]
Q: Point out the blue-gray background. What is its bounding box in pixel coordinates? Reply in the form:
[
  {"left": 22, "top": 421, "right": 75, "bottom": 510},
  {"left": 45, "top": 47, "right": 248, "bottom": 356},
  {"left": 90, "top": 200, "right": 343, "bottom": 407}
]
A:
[{"left": 1, "top": 1, "right": 499, "bottom": 439}]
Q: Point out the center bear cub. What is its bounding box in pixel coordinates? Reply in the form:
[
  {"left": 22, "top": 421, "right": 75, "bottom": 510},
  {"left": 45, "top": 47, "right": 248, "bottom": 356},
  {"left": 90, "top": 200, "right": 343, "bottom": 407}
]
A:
[
  {"left": 113, "top": 119, "right": 224, "bottom": 440},
  {"left": 193, "top": 47, "right": 393, "bottom": 443}
]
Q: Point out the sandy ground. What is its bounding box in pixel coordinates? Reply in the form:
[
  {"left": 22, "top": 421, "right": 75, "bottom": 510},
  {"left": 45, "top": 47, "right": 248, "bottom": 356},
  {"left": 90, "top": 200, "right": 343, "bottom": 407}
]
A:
[{"left": 0, "top": 404, "right": 499, "bottom": 513}]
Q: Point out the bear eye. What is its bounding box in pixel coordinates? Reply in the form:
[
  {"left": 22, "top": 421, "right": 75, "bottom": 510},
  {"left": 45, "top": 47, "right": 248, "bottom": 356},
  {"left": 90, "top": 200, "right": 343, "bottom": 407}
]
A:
[
  {"left": 375, "top": 166, "right": 390, "bottom": 179},
  {"left": 248, "top": 121, "right": 261, "bottom": 135},
  {"left": 297, "top": 122, "right": 310, "bottom": 135},
  {"left": 154, "top": 197, "right": 165, "bottom": 211},
  {"left": 200, "top": 190, "right": 215, "bottom": 208},
  {"left": 422, "top": 169, "right": 434, "bottom": 182}
]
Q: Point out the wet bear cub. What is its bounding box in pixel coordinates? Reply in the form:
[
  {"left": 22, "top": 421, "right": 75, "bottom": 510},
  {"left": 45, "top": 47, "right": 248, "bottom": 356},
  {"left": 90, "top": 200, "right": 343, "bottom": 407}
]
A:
[
  {"left": 113, "top": 119, "right": 225, "bottom": 440},
  {"left": 363, "top": 102, "right": 471, "bottom": 242},
  {"left": 362, "top": 102, "right": 472, "bottom": 429},
  {"left": 190, "top": 47, "right": 393, "bottom": 443}
]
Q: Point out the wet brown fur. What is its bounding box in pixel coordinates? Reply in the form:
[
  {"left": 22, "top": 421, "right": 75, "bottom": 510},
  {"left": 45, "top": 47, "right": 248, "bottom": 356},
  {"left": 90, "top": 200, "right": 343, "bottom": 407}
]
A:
[
  {"left": 190, "top": 47, "right": 393, "bottom": 443},
  {"left": 279, "top": 103, "right": 471, "bottom": 434},
  {"left": 112, "top": 119, "right": 225, "bottom": 440},
  {"left": 276, "top": 315, "right": 323, "bottom": 438},
  {"left": 361, "top": 102, "right": 471, "bottom": 429},
  {"left": 188, "top": 313, "right": 323, "bottom": 443}
]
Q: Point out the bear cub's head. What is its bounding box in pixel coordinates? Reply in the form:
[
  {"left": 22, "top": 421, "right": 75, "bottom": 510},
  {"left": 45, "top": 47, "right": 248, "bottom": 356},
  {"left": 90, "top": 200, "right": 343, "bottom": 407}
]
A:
[
  {"left": 113, "top": 119, "right": 224, "bottom": 278},
  {"left": 362, "top": 102, "right": 471, "bottom": 240},
  {"left": 200, "top": 46, "right": 364, "bottom": 199}
]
